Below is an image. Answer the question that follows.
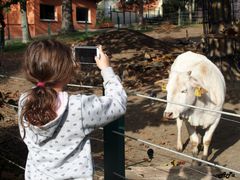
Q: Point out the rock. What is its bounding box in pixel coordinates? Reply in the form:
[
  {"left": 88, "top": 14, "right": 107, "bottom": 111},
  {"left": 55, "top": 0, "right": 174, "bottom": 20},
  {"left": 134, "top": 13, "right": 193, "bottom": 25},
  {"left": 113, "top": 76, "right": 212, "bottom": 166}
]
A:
[
  {"left": 150, "top": 53, "right": 157, "bottom": 58},
  {"left": 121, "top": 69, "right": 129, "bottom": 81},
  {"left": 151, "top": 61, "right": 165, "bottom": 68},
  {"left": 144, "top": 52, "right": 151, "bottom": 61}
]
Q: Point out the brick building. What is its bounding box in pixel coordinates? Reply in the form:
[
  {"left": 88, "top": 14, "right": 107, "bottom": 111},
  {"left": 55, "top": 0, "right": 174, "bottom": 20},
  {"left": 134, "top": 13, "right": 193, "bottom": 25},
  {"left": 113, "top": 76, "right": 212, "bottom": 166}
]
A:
[{"left": 4, "top": 0, "right": 101, "bottom": 39}]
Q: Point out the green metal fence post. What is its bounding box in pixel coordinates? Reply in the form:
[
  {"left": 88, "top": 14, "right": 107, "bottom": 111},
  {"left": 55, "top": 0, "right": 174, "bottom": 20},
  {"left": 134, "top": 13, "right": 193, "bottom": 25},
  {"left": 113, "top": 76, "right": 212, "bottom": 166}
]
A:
[
  {"left": 110, "top": 6, "right": 112, "bottom": 21},
  {"left": 48, "top": 22, "right": 51, "bottom": 38},
  {"left": 85, "top": 20, "right": 88, "bottom": 35},
  {"left": 117, "top": 14, "right": 120, "bottom": 30},
  {"left": 0, "top": 27, "right": 4, "bottom": 52},
  {"left": 104, "top": 116, "right": 125, "bottom": 180},
  {"left": 130, "top": 11, "right": 132, "bottom": 25}
]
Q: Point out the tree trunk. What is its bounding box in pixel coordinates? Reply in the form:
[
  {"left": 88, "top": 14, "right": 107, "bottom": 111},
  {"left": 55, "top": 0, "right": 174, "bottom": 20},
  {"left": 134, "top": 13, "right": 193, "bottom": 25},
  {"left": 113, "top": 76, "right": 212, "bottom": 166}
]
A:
[
  {"left": 0, "top": 10, "right": 5, "bottom": 49},
  {"left": 189, "top": 0, "right": 192, "bottom": 24},
  {"left": 206, "top": 0, "right": 234, "bottom": 57},
  {"left": 157, "top": 0, "right": 163, "bottom": 17},
  {"left": 20, "top": 1, "right": 31, "bottom": 43},
  {"left": 104, "top": 0, "right": 112, "bottom": 17},
  {"left": 178, "top": 6, "right": 181, "bottom": 26},
  {"left": 223, "top": 0, "right": 232, "bottom": 23},
  {"left": 209, "top": 0, "right": 232, "bottom": 34},
  {"left": 61, "top": 0, "right": 74, "bottom": 33},
  {"left": 138, "top": 0, "right": 144, "bottom": 25}
]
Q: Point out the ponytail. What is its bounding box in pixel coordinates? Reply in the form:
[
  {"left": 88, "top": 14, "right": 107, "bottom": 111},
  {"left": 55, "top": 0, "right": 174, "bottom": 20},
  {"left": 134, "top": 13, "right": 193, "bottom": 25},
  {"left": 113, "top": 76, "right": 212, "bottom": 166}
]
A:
[{"left": 21, "top": 85, "right": 58, "bottom": 127}]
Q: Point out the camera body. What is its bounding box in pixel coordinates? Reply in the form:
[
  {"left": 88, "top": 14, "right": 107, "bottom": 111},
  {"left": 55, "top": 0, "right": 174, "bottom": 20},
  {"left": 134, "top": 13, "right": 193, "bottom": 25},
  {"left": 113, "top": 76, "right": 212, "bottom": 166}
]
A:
[{"left": 74, "top": 46, "right": 99, "bottom": 64}]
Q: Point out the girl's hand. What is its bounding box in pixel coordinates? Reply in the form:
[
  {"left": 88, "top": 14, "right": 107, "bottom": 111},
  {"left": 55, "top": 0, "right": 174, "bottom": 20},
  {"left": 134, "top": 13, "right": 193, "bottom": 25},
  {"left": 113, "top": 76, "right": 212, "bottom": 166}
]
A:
[{"left": 95, "top": 45, "right": 110, "bottom": 70}]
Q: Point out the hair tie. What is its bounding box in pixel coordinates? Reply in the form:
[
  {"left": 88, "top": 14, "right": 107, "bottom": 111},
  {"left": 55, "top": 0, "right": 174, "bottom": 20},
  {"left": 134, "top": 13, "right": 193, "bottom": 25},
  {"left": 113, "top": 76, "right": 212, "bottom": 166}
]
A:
[{"left": 37, "top": 82, "right": 45, "bottom": 87}]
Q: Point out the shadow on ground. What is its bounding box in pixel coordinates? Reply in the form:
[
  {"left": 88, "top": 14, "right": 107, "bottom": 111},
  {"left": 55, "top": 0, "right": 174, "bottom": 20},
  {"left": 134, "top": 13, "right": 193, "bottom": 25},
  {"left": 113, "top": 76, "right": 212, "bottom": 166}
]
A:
[
  {"left": 0, "top": 125, "right": 27, "bottom": 180},
  {"left": 210, "top": 109, "right": 240, "bottom": 163}
]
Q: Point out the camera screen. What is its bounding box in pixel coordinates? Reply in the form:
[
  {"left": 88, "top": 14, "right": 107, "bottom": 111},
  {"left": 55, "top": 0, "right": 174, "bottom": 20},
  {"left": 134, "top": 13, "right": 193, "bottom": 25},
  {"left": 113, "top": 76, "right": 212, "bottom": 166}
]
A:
[{"left": 75, "top": 46, "right": 97, "bottom": 64}]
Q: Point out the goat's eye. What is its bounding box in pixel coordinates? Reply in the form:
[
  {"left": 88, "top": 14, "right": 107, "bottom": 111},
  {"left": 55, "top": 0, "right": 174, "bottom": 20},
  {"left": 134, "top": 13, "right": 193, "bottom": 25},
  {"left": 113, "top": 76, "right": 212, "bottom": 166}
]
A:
[{"left": 181, "top": 90, "right": 187, "bottom": 93}]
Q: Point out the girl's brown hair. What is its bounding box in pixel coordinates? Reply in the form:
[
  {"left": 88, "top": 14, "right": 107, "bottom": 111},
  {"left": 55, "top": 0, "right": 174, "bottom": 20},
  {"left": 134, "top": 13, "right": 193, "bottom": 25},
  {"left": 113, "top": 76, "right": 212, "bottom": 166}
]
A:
[{"left": 20, "top": 39, "right": 74, "bottom": 129}]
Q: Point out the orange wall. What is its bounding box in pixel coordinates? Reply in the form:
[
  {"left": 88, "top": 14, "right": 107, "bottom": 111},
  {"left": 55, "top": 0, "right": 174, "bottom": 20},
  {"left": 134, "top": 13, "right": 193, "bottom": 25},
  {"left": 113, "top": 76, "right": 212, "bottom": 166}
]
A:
[
  {"left": 72, "top": 0, "right": 97, "bottom": 30},
  {"left": 4, "top": 0, "right": 35, "bottom": 39},
  {"left": 4, "top": 3, "right": 21, "bottom": 39},
  {"left": 34, "top": 0, "right": 62, "bottom": 37},
  {"left": 4, "top": 0, "right": 98, "bottom": 39}
]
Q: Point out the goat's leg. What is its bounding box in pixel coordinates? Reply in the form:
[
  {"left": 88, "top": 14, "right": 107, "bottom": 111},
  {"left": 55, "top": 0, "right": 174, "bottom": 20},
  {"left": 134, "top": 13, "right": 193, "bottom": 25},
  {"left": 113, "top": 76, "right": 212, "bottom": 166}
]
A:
[
  {"left": 176, "top": 118, "right": 183, "bottom": 152},
  {"left": 185, "top": 121, "right": 199, "bottom": 166},
  {"left": 202, "top": 118, "right": 220, "bottom": 161}
]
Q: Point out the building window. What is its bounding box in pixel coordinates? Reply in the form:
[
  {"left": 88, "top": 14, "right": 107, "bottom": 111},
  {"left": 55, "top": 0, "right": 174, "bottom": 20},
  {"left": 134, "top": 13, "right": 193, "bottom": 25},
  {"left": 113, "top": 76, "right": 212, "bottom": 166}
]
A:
[
  {"left": 40, "top": 4, "right": 55, "bottom": 20},
  {"left": 76, "top": 7, "right": 90, "bottom": 22}
]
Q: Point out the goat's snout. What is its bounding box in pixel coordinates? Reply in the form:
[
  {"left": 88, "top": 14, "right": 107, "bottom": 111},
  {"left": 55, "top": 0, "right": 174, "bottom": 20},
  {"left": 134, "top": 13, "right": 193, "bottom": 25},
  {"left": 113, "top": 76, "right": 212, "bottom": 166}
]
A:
[{"left": 163, "top": 112, "right": 174, "bottom": 119}]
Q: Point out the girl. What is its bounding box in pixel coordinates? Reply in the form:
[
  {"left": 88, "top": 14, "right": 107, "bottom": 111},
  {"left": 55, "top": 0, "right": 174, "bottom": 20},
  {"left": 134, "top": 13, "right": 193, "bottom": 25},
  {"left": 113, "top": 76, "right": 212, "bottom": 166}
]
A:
[{"left": 18, "top": 39, "right": 127, "bottom": 180}]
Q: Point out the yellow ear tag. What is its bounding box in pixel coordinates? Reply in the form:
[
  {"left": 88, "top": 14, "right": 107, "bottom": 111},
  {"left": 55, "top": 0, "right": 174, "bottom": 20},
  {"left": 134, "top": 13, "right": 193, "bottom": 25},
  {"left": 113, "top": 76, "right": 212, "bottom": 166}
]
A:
[
  {"left": 194, "top": 87, "right": 202, "bottom": 97},
  {"left": 162, "top": 83, "right": 167, "bottom": 92}
]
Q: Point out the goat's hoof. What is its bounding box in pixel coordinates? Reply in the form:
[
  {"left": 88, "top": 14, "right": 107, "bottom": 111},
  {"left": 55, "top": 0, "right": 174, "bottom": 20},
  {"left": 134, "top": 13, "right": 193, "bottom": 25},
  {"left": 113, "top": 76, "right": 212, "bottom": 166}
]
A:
[
  {"left": 202, "top": 155, "right": 208, "bottom": 161},
  {"left": 176, "top": 148, "right": 183, "bottom": 152},
  {"left": 191, "top": 160, "right": 200, "bottom": 167},
  {"left": 176, "top": 145, "right": 183, "bottom": 152}
]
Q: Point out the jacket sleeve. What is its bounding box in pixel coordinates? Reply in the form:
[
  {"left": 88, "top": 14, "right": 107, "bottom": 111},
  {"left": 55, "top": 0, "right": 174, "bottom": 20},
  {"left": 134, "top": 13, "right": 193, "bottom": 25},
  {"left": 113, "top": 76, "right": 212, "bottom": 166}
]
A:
[{"left": 81, "top": 67, "right": 127, "bottom": 135}]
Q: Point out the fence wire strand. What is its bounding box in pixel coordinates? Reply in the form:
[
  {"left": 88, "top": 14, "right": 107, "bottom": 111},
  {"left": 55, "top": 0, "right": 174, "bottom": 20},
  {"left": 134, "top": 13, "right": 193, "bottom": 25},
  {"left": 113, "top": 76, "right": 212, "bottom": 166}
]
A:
[
  {"left": 1, "top": 74, "right": 240, "bottom": 124},
  {"left": 0, "top": 74, "right": 102, "bottom": 89},
  {"left": 112, "top": 130, "right": 240, "bottom": 175},
  {"left": 0, "top": 153, "right": 25, "bottom": 171},
  {"left": 1, "top": 75, "right": 240, "bottom": 177},
  {"left": 136, "top": 94, "right": 240, "bottom": 119}
]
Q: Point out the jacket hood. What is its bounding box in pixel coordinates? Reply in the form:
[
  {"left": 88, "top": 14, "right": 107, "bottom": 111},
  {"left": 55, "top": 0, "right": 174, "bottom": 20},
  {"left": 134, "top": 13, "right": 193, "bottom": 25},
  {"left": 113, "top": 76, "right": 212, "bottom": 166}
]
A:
[{"left": 28, "top": 92, "right": 69, "bottom": 144}]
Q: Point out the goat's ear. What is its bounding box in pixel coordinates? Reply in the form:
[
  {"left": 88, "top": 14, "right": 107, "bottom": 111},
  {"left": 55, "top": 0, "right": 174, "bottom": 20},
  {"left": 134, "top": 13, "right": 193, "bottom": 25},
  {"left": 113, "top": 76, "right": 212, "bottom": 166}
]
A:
[
  {"left": 190, "top": 77, "right": 208, "bottom": 97},
  {"left": 194, "top": 87, "right": 208, "bottom": 97},
  {"left": 187, "top": 71, "right": 192, "bottom": 76},
  {"left": 189, "top": 76, "right": 199, "bottom": 87}
]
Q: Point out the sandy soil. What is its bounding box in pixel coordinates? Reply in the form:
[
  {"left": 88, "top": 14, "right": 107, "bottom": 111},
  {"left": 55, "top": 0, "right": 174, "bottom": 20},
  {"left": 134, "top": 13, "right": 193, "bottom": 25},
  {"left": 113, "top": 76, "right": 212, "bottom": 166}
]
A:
[{"left": 0, "top": 24, "right": 239, "bottom": 180}]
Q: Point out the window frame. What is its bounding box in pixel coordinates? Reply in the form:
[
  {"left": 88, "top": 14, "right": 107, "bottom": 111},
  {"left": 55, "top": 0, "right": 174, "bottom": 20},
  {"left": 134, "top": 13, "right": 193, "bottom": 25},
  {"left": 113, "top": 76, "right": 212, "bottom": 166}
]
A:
[
  {"left": 76, "top": 7, "right": 91, "bottom": 23},
  {"left": 40, "top": 3, "right": 57, "bottom": 22}
]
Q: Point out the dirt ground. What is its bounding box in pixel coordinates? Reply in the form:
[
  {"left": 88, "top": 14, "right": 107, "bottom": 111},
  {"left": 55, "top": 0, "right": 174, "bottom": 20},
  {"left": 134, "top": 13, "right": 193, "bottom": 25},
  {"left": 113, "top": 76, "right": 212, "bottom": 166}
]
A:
[{"left": 0, "top": 23, "right": 240, "bottom": 180}]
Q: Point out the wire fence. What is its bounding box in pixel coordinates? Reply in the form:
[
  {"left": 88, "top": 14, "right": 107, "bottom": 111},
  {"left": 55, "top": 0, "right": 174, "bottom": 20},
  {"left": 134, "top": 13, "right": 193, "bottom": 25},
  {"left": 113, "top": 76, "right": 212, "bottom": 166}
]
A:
[
  {"left": 112, "top": 130, "right": 240, "bottom": 175},
  {"left": 97, "top": 7, "right": 203, "bottom": 27},
  {"left": 0, "top": 74, "right": 240, "bottom": 179}
]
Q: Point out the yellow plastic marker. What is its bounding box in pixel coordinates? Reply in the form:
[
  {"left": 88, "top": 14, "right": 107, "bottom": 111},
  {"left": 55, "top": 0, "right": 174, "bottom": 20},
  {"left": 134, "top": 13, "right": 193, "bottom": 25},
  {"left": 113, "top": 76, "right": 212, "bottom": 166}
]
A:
[
  {"left": 194, "top": 87, "right": 202, "bottom": 97},
  {"left": 161, "top": 83, "right": 167, "bottom": 92},
  {"left": 195, "top": 87, "right": 207, "bottom": 97}
]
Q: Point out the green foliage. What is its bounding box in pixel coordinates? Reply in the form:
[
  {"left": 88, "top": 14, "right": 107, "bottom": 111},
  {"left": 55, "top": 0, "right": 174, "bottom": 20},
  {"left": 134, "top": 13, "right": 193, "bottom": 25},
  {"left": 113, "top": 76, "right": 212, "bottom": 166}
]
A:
[
  {"left": 121, "top": 0, "right": 158, "bottom": 7},
  {"left": 162, "top": 0, "right": 186, "bottom": 10},
  {"left": 96, "top": 16, "right": 112, "bottom": 26},
  {"left": 4, "top": 31, "right": 102, "bottom": 53},
  {"left": 55, "top": 31, "right": 101, "bottom": 43},
  {"left": 4, "top": 40, "right": 28, "bottom": 52},
  {"left": 0, "top": 0, "right": 21, "bottom": 10},
  {"left": 96, "top": 8, "right": 113, "bottom": 26},
  {"left": 125, "top": 0, "right": 138, "bottom": 5}
]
